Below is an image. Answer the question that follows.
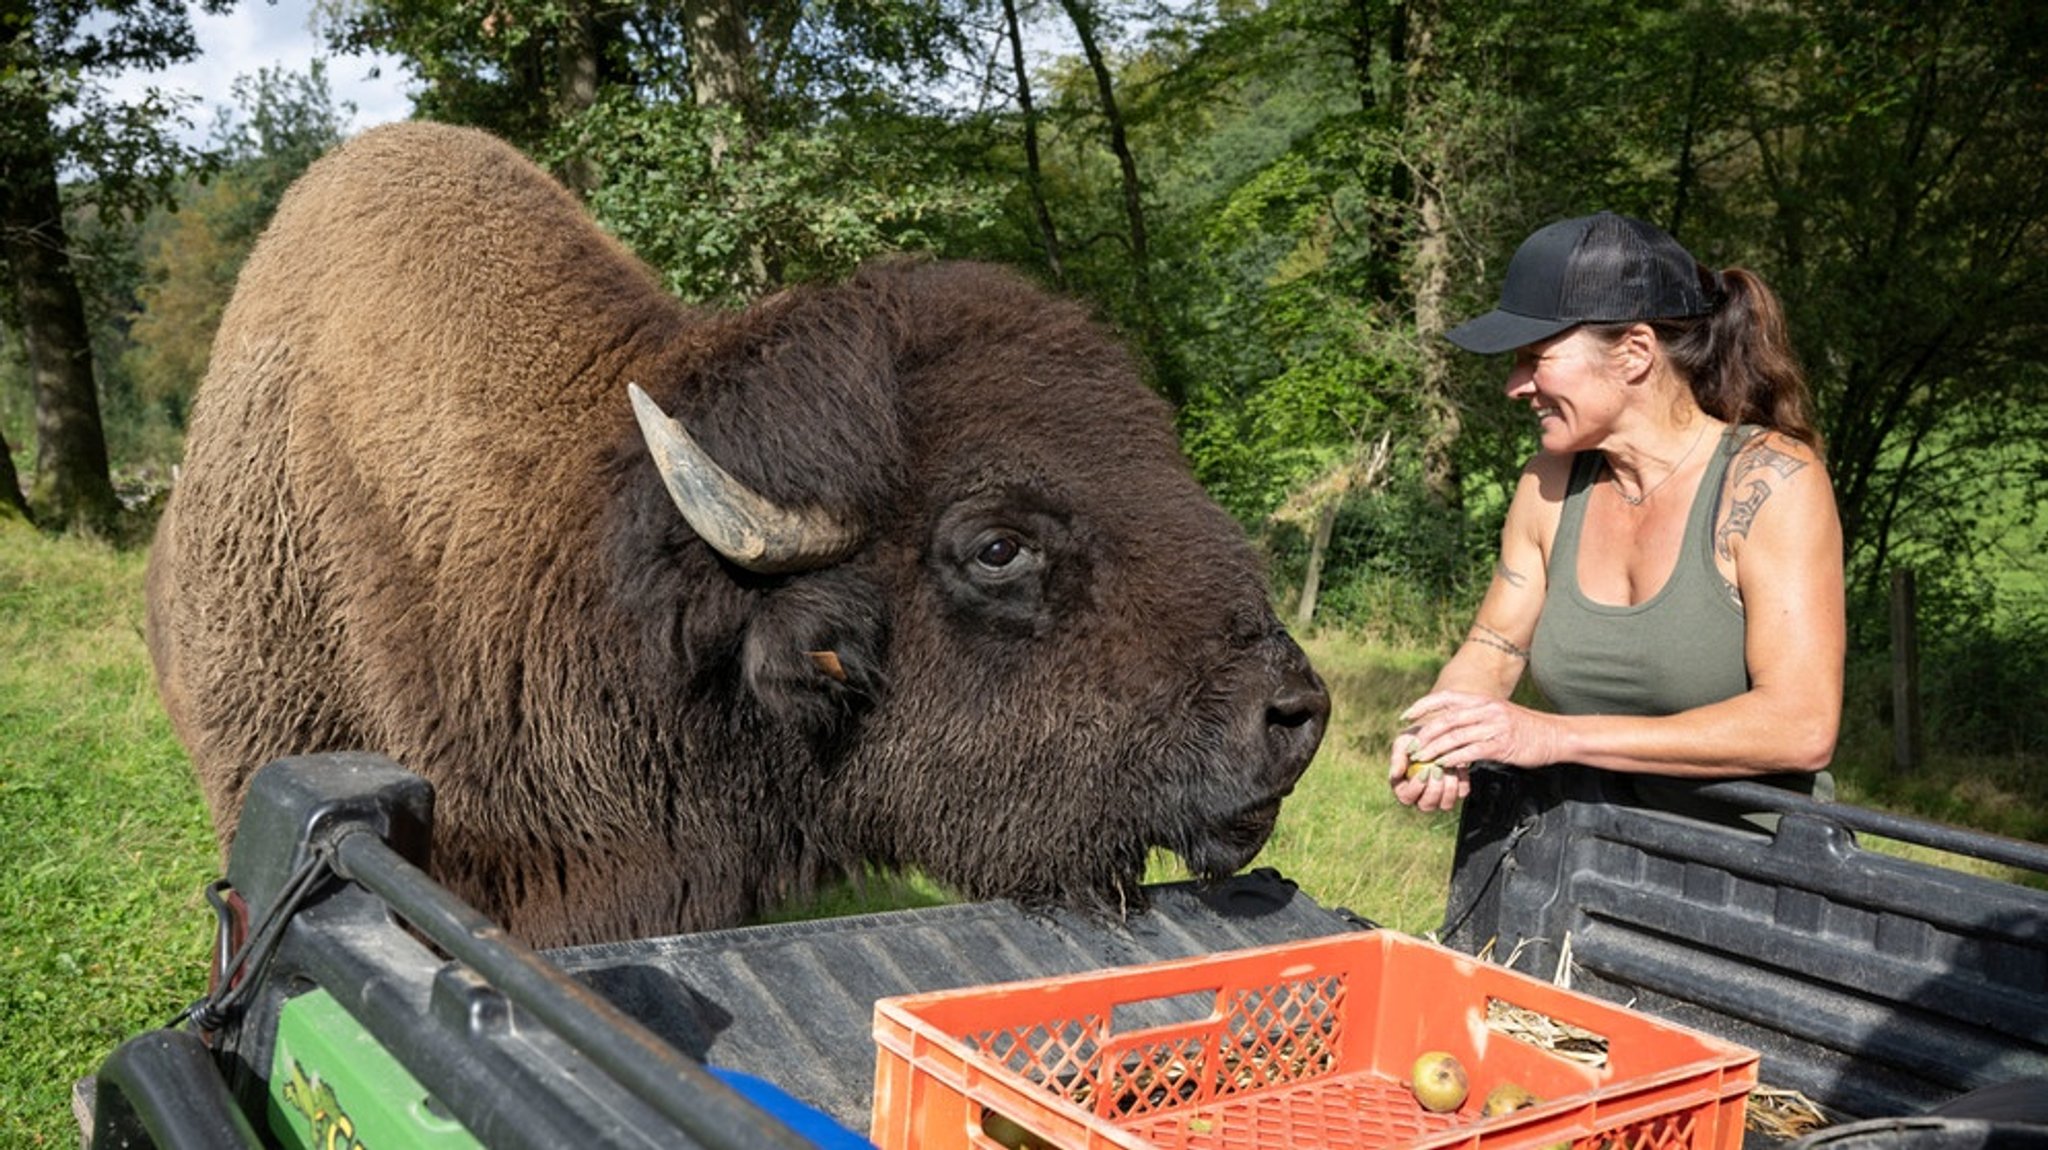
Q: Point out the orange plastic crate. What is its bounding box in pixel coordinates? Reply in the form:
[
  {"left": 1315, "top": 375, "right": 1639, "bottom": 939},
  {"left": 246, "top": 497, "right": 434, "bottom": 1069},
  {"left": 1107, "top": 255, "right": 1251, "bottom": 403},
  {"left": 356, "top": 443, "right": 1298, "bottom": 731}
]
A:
[{"left": 870, "top": 931, "right": 1758, "bottom": 1150}]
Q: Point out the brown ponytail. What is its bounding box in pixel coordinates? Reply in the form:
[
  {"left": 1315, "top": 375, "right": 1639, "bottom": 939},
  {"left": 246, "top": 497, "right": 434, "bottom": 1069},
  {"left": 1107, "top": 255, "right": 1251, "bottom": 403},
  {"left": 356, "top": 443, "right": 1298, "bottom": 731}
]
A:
[{"left": 1649, "top": 267, "right": 1822, "bottom": 452}]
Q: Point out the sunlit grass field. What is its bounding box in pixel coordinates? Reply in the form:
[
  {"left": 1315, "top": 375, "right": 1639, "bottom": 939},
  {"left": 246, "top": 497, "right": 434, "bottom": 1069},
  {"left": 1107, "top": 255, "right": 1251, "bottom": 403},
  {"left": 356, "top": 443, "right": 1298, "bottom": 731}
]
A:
[
  {"left": 3, "top": 522, "right": 2041, "bottom": 1146},
  {"left": 1, "top": 527, "right": 218, "bottom": 1148}
]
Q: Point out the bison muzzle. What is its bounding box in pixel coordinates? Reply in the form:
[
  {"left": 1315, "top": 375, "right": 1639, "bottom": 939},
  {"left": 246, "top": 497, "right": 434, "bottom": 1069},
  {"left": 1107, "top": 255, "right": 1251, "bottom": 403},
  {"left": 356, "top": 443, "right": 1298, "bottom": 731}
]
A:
[{"left": 146, "top": 122, "right": 1329, "bottom": 948}]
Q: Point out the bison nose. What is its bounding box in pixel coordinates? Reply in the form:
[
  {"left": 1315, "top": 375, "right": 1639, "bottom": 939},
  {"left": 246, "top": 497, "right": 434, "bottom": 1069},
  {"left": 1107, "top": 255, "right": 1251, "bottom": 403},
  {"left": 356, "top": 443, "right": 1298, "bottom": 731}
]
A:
[{"left": 1263, "top": 637, "right": 1329, "bottom": 788}]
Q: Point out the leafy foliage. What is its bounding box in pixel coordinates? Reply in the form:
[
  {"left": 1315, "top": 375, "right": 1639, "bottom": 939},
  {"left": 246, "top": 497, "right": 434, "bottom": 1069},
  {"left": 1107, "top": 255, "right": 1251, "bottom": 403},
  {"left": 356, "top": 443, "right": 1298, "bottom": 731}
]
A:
[
  {"left": 123, "top": 175, "right": 251, "bottom": 428},
  {"left": 47, "top": 0, "right": 2048, "bottom": 742},
  {"left": 1, "top": 0, "right": 236, "bottom": 529},
  {"left": 124, "top": 65, "right": 352, "bottom": 428},
  {"left": 563, "top": 95, "right": 1003, "bottom": 305},
  {"left": 324, "top": 1, "right": 976, "bottom": 147},
  {"left": 1141, "top": 15, "right": 1413, "bottom": 500},
  {"left": 1685, "top": 2, "right": 2046, "bottom": 667},
  {"left": 322, "top": 0, "right": 573, "bottom": 149},
  {"left": 0, "top": 0, "right": 226, "bottom": 220}
]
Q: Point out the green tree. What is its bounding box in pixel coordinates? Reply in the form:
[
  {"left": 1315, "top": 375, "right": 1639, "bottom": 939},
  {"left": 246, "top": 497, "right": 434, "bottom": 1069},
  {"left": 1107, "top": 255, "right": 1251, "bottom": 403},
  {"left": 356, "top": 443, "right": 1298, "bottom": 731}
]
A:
[
  {"left": 125, "top": 176, "right": 245, "bottom": 426},
  {"left": 334, "top": 1, "right": 992, "bottom": 301},
  {"left": 1720, "top": 0, "right": 2048, "bottom": 624},
  {"left": 567, "top": 96, "right": 1003, "bottom": 305},
  {"left": 327, "top": 2, "right": 972, "bottom": 166},
  {"left": 1234, "top": 0, "right": 2047, "bottom": 743},
  {"left": 1000, "top": 0, "right": 1064, "bottom": 284},
  {"left": 1053, "top": 0, "right": 1168, "bottom": 396},
  {"left": 1134, "top": 0, "right": 1496, "bottom": 546},
  {"left": 126, "top": 63, "right": 352, "bottom": 426},
  {"left": 1446, "top": 0, "right": 2048, "bottom": 635},
  {"left": 327, "top": 2, "right": 500, "bottom": 130},
  {"left": 0, "top": 0, "right": 225, "bottom": 532}
]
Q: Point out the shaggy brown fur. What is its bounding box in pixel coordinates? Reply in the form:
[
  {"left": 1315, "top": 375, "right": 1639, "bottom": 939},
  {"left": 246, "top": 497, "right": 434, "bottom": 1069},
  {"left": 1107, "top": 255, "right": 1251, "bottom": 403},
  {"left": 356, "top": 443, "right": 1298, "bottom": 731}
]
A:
[{"left": 148, "top": 122, "right": 1328, "bottom": 948}]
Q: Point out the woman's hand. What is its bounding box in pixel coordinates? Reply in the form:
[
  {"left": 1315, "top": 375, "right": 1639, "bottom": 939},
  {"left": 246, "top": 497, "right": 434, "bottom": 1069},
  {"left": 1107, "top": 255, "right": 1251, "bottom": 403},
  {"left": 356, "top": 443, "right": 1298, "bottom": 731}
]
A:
[
  {"left": 1387, "top": 691, "right": 1563, "bottom": 811},
  {"left": 1387, "top": 733, "right": 1472, "bottom": 812}
]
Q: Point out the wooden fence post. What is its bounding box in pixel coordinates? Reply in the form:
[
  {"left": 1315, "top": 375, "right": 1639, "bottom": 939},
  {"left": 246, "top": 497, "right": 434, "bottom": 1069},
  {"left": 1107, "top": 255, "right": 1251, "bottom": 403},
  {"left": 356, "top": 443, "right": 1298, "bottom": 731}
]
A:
[{"left": 1891, "top": 567, "right": 1922, "bottom": 773}]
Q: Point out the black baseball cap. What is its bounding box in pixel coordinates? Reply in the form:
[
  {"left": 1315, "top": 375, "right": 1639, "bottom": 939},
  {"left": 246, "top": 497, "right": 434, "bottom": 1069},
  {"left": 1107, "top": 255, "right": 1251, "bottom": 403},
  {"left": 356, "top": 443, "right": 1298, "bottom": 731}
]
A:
[{"left": 1445, "top": 211, "right": 1713, "bottom": 354}]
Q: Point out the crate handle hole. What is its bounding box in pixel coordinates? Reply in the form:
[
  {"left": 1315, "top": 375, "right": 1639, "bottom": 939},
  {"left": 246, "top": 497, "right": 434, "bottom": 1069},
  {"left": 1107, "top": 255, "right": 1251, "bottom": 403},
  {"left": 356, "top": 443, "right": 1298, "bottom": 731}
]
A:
[
  {"left": 978, "top": 1107, "right": 1055, "bottom": 1149},
  {"left": 1485, "top": 996, "right": 1610, "bottom": 1069},
  {"left": 1110, "top": 988, "right": 1219, "bottom": 1035}
]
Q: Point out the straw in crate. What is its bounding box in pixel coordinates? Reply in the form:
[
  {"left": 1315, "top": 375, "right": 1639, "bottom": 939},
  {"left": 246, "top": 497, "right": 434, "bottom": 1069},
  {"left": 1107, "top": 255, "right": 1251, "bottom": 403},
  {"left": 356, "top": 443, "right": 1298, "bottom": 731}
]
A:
[{"left": 870, "top": 931, "right": 1758, "bottom": 1150}]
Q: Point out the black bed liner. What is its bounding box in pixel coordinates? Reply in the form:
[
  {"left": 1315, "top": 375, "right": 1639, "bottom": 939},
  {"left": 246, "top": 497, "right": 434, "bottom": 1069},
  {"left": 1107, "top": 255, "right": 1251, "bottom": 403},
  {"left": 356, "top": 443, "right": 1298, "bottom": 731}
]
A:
[
  {"left": 551, "top": 869, "right": 1366, "bottom": 1130},
  {"left": 1443, "top": 767, "right": 2048, "bottom": 1130}
]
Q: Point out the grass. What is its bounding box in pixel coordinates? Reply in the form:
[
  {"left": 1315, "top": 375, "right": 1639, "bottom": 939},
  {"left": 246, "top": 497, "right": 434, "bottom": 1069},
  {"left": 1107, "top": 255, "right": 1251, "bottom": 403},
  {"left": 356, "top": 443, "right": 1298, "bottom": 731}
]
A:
[
  {"left": 0, "top": 525, "right": 217, "bottom": 1148},
  {"left": 3, "top": 523, "right": 2042, "bottom": 1147}
]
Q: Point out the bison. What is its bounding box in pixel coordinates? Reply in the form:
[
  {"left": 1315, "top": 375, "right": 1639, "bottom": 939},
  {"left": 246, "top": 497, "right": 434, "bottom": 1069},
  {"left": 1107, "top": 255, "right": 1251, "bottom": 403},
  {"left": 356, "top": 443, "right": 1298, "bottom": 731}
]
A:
[{"left": 146, "top": 121, "right": 1329, "bottom": 948}]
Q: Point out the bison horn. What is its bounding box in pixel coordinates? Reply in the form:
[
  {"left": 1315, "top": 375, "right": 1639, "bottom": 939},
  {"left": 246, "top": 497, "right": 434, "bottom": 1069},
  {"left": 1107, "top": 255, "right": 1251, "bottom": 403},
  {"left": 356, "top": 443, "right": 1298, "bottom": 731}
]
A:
[{"left": 628, "top": 384, "right": 862, "bottom": 574}]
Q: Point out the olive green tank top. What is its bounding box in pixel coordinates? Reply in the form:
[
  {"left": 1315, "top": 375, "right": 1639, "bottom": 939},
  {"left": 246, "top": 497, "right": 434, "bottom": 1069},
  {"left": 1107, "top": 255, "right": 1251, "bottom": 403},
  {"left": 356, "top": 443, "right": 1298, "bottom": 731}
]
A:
[
  {"left": 1529, "top": 424, "right": 1828, "bottom": 822},
  {"left": 1529, "top": 424, "right": 1749, "bottom": 716}
]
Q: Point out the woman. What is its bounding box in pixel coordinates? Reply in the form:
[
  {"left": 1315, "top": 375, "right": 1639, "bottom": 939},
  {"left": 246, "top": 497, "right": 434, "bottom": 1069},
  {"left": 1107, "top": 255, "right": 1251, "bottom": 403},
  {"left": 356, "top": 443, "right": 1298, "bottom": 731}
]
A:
[{"left": 1390, "top": 211, "right": 1844, "bottom": 818}]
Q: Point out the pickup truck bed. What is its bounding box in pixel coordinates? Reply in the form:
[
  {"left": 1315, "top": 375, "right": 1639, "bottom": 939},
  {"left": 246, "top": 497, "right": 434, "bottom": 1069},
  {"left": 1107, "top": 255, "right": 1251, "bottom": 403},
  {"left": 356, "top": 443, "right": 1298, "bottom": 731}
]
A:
[
  {"left": 551, "top": 869, "right": 1361, "bottom": 1130},
  {"left": 82, "top": 754, "right": 2048, "bottom": 1149}
]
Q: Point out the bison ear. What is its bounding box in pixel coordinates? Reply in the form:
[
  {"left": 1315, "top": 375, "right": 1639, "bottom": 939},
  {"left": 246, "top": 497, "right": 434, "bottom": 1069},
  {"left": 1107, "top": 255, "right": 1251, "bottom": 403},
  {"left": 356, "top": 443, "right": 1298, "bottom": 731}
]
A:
[{"left": 740, "top": 568, "right": 888, "bottom": 735}]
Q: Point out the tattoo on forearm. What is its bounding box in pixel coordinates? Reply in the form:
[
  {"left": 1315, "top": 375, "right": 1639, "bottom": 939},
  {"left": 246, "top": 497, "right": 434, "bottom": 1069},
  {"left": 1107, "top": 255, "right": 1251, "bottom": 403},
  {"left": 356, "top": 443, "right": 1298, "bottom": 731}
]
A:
[
  {"left": 1495, "top": 560, "right": 1528, "bottom": 589},
  {"left": 1466, "top": 623, "right": 1530, "bottom": 661}
]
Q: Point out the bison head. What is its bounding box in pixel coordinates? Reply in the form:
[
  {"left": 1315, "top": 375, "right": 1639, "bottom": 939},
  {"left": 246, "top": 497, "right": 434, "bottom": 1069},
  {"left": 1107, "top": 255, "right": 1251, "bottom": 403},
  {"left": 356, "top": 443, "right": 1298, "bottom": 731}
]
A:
[{"left": 615, "top": 259, "right": 1328, "bottom": 921}]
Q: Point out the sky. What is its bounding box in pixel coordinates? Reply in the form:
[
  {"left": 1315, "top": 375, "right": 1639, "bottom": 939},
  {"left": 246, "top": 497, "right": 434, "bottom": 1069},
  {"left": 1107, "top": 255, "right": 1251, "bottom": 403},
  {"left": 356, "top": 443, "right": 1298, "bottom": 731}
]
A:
[{"left": 99, "top": 1, "right": 415, "bottom": 145}]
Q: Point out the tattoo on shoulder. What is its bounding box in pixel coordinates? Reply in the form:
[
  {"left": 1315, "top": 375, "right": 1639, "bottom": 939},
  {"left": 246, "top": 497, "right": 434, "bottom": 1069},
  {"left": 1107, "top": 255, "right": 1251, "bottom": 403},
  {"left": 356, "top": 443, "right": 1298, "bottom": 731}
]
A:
[
  {"left": 1467, "top": 623, "right": 1530, "bottom": 661},
  {"left": 1495, "top": 560, "right": 1528, "bottom": 589},
  {"left": 1732, "top": 439, "right": 1808, "bottom": 486},
  {"left": 1717, "top": 439, "right": 1809, "bottom": 561}
]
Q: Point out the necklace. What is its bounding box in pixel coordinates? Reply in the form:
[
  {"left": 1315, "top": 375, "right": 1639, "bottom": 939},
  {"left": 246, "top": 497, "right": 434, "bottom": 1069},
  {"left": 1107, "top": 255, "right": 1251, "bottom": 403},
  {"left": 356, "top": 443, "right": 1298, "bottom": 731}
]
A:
[{"left": 1609, "top": 420, "right": 1711, "bottom": 507}]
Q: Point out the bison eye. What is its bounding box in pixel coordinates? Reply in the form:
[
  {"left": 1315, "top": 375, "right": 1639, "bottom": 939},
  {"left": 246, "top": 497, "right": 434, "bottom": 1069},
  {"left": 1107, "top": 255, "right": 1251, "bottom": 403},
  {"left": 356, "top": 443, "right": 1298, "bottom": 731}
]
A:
[
  {"left": 964, "top": 529, "right": 1042, "bottom": 588},
  {"left": 976, "top": 534, "right": 1022, "bottom": 569},
  {"left": 931, "top": 501, "right": 1064, "bottom": 628}
]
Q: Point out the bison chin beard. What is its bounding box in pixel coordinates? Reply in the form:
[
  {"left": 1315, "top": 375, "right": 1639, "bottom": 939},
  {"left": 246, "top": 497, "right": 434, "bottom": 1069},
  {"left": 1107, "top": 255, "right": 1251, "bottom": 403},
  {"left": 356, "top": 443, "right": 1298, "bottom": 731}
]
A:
[{"left": 1170, "top": 796, "right": 1287, "bottom": 885}]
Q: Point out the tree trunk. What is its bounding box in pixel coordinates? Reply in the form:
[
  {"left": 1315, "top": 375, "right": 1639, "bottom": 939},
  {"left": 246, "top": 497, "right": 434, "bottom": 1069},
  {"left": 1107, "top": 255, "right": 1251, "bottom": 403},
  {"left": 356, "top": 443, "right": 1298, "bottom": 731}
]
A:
[
  {"left": 1056, "top": 0, "right": 1177, "bottom": 405},
  {"left": 1667, "top": 46, "right": 1708, "bottom": 240},
  {"left": 1347, "top": 0, "right": 1379, "bottom": 113},
  {"left": 683, "top": 0, "right": 760, "bottom": 123},
  {"left": 682, "top": 0, "right": 772, "bottom": 290},
  {"left": 1402, "top": 0, "right": 1462, "bottom": 509},
  {"left": 552, "top": 0, "right": 603, "bottom": 197},
  {"left": 1295, "top": 496, "right": 1341, "bottom": 635},
  {"left": 1057, "top": 0, "right": 1145, "bottom": 271},
  {"left": 1289, "top": 432, "right": 1391, "bottom": 632},
  {"left": 1003, "top": 0, "right": 1065, "bottom": 287},
  {"left": 1889, "top": 567, "right": 1922, "bottom": 774},
  {"left": 1411, "top": 186, "right": 1461, "bottom": 509},
  {"left": 0, "top": 428, "right": 30, "bottom": 523},
  {"left": 2, "top": 99, "right": 121, "bottom": 533}
]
